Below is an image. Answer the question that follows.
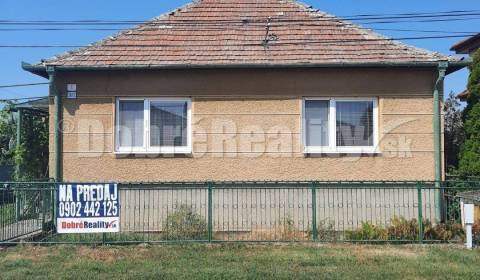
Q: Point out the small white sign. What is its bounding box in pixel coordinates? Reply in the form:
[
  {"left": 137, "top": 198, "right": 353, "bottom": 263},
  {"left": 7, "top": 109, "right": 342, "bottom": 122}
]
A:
[
  {"left": 464, "top": 204, "right": 475, "bottom": 224},
  {"left": 67, "top": 84, "right": 77, "bottom": 91},
  {"left": 67, "top": 91, "right": 77, "bottom": 99}
]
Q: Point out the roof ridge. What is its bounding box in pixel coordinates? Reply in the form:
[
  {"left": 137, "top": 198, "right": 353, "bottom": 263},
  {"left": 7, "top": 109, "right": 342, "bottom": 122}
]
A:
[{"left": 35, "top": 0, "right": 462, "bottom": 68}]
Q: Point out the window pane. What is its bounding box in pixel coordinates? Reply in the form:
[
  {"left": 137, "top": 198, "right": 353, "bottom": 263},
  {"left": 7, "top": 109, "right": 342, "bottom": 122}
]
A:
[
  {"left": 305, "top": 100, "right": 329, "bottom": 147},
  {"left": 150, "top": 101, "right": 188, "bottom": 147},
  {"left": 118, "top": 100, "right": 144, "bottom": 148},
  {"left": 336, "top": 101, "right": 374, "bottom": 147}
]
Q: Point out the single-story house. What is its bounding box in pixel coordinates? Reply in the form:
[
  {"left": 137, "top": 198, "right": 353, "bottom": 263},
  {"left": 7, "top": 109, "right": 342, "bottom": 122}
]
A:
[{"left": 22, "top": 0, "right": 469, "bottom": 183}]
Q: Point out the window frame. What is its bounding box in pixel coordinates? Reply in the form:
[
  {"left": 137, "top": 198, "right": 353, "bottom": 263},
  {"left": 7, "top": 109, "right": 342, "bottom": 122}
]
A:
[
  {"left": 302, "top": 97, "right": 379, "bottom": 154},
  {"left": 115, "top": 97, "right": 192, "bottom": 154}
]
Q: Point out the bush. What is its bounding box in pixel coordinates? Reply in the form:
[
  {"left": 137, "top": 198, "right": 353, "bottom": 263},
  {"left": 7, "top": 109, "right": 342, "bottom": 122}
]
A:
[
  {"left": 162, "top": 205, "right": 208, "bottom": 241},
  {"left": 424, "top": 220, "right": 464, "bottom": 241},
  {"left": 346, "top": 217, "right": 464, "bottom": 242},
  {"left": 345, "top": 222, "right": 388, "bottom": 241},
  {"left": 387, "top": 217, "right": 419, "bottom": 240},
  {"left": 311, "top": 219, "right": 337, "bottom": 242}
]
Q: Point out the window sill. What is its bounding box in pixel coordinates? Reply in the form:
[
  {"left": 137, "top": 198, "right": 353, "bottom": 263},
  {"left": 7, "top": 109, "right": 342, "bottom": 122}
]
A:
[
  {"left": 304, "top": 147, "right": 381, "bottom": 155},
  {"left": 114, "top": 148, "right": 192, "bottom": 156}
]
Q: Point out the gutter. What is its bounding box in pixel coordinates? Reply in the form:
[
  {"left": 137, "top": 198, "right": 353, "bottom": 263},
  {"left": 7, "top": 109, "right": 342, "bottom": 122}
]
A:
[
  {"left": 434, "top": 61, "right": 448, "bottom": 223},
  {"left": 22, "top": 60, "right": 471, "bottom": 78},
  {"left": 46, "top": 66, "right": 62, "bottom": 182}
]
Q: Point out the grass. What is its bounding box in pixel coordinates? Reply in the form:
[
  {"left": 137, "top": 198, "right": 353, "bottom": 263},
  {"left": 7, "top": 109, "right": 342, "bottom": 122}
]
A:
[
  {"left": 0, "top": 203, "right": 15, "bottom": 225},
  {"left": 0, "top": 244, "right": 479, "bottom": 279}
]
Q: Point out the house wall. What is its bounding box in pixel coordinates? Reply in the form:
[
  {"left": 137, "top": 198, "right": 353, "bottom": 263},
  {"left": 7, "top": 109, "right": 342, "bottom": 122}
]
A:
[{"left": 48, "top": 67, "right": 443, "bottom": 182}]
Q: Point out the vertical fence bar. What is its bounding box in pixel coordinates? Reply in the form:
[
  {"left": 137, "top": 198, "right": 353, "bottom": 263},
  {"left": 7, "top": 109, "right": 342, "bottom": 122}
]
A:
[
  {"left": 51, "top": 183, "right": 56, "bottom": 229},
  {"left": 207, "top": 182, "right": 213, "bottom": 242},
  {"left": 311, "top": 182, "right": 318, "bottom": 241},
  {"left": 417, "top": 182, "right": 424, "bottom": 243}
]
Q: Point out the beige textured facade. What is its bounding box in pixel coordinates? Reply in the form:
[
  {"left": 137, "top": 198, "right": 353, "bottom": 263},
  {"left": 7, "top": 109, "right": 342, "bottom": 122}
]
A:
[{"left": 49, "top": 67, "right": 443, "bottom": 182}]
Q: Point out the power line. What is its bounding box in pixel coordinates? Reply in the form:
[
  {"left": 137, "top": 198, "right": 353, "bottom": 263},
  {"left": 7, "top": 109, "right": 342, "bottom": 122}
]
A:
[
  {"left": 0, "top": 82, "right": 49, "bottom": 88},
  {"left": 0, "top": 26, "right": 476, "bottom": 35},
  {"left": 0, "top": 96, "right": 48, "bottom": 102},
  {"left": 340, "top": 9, "right": 480, "bottom": 17},
  {"left": 1, "top": 11, "right": 480, "bottom": 26},
  {"left": 1, "top": 9, "right": 480, "bottom": 22},
  {"left": 0, "top": 34, "right": 473, "bottom": 49}
]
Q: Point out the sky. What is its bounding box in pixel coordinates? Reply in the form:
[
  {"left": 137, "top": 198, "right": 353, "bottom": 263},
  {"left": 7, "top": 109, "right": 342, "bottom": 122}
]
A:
[{"left": 0, "top": 0, "right": 479, "bottom": 101}]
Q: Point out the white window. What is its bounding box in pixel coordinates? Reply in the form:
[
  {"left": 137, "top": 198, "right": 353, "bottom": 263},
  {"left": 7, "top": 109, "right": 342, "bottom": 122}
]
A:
[
  {"left": 302, "top": 98, "right": 378, "bottom": 154},
  {"left": 115, "top": 98, "right": 192, "bottom": 154}
]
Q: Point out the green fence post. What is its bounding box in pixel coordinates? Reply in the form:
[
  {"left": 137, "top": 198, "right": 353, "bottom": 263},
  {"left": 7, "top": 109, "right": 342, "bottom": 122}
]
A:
[
  {"left": 207, "top": 182, "right": 213, "bottom": 243},
  {"left": 41, "top": 188, "right": 46, "bottom": 232},
  {"left": 51, "top": 183, "right": 56, "bottom": 228},
  {"left": 312, "top": 182, "right": 318, "bottom": 241},
  {"left": 417, "top": 182, "right": 424, "bottom": 243}
]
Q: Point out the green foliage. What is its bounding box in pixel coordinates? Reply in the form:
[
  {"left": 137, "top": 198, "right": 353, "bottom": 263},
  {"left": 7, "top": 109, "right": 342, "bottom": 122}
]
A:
[
  {"left": 444, "top": 91, "right": 464, "bottom": 170},
  {"left": 346, "top": 218, "right": 464, "bottom": 241},
  {"left": 13, "top": 111, "right": 49, "bottom": 180},
  {"left": 386, "top": 217, "right": 419, "bottom": 240},
  {"left": 424, "top": 220, "right": 464, "bottom": 241},
  {"left": 0, "top": 102, "right": 49, "bottom": 181},
  {"left": 0, "top": 102, "right": 16, "bottom": 167},
  {"left": 0, "top": 203, "right": 15, "bottom": 224},
  {"left": 162, "top": 205, "right": 208, "bottom": 240},
  {"left": 460, "top": 49, "right": 480, "bottom": 176},
  {"left": 310, "top": 219, "right": 337, "bottom": 241},
  {"left": 346, "top": 222, "right": 388, "bottom": 241}
]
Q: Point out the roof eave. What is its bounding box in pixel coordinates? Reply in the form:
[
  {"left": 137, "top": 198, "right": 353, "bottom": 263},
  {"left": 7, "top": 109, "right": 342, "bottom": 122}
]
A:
[
  {"left": 450, "top": 34, "right": 480, "bottom": 54},
  {"left": 22, "top": 59, "right": 471, "bottom": 78}
]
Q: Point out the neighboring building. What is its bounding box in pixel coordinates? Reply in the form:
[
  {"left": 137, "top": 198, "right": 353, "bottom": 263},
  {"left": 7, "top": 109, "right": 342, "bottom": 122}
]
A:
[
  {"left": 451, "top": 33, "right": 480, "bottom": 56},
  {"left": 23, "top": 0, "right": 468, "bottom": 183},
  {"left": 451, "top": 33, "right": 480, "bottom": 101}
]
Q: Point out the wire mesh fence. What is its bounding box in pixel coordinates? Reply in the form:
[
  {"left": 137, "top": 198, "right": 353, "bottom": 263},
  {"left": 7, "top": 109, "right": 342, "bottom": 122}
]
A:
[{"left": 1, "top": 181, "right": 479, "bottom": 244}]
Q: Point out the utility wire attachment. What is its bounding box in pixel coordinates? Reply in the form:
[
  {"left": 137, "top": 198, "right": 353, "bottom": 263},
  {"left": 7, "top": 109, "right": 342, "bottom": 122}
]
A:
[{"left": 262, "top": 17, "right": 278, "bottom": 48}]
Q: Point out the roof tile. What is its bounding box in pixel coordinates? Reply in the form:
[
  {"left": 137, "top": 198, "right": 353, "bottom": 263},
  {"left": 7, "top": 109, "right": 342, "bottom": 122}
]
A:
[{"left": 42, "top": 0, "right": 459, "bottom": 67}]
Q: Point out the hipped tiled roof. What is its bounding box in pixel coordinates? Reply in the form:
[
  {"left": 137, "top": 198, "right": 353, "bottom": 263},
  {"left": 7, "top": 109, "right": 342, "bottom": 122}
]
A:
[{"left": 40, "top": 0, "right": 460, "bottom": 67}]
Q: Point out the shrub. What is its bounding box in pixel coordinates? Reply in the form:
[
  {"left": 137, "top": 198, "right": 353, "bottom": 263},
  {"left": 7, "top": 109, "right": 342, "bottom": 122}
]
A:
[
  {"left": 387, "top": 217, "right": 419, "bottom": 240},
  {"left": 424, "top": 220, "right": 464, "bottom": 241},
  {"left": 346, "top": 218, "right": 464, "bottom": 242},
  {"left": 310, "top": 219, "right": 337, "bottom": 242},
  {"left": 345, "top": 222, "right": 388, "bottom": 241},
  {"left": 162, "top": 205, "right": 208, "bottom": 241}
]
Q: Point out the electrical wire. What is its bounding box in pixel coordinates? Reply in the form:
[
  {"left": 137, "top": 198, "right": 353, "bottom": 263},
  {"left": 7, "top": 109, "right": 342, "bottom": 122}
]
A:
[
  {"left": 0, "top": 10, "right": 480, "bottom": 26},
  {"left": 0, "top": 96, "right": 48, "bottom": 102},
  {"left": 0, "top": 82, "right": 49, "bottom": 88},
  {"left": 0, "top": 34, "right": 474, "bottom": 49}
]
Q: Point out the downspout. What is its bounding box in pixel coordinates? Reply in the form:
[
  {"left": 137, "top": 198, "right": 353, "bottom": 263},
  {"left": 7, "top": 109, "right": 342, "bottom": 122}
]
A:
[
  {"left": 46, "top": 66, "right": 62, "bottom": 182},
  {"left": 434, "top": 61, "right": 448, "bottom": 222},
  {"left": 15, "top": 108, "right": 22, "bottom": 222},
  {"left": 15, "top": 108, "right": 22, "bottom": 178}
]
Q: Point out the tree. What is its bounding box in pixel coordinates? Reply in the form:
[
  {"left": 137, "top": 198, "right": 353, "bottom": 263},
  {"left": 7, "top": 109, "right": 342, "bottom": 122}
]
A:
[
  {"left": 14, "top": 109, "right": 49, "bottom": 180},
  {"left": 0, "top": 102, "right": 16, "bottom": 167},
  {"left": 444, "top": 91, "right": 464, "bottom": 171},
  {"left": 459, "top": 49, "right": 480, "bottom": 176},
  {"left": 0, "top": 102, "right": 49, "bottom": 180}
]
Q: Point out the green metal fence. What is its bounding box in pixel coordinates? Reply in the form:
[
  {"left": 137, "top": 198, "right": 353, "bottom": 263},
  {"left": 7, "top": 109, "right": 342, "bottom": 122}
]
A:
[{"left": 1, "top": 181, "right": 479, "bottom": 245}]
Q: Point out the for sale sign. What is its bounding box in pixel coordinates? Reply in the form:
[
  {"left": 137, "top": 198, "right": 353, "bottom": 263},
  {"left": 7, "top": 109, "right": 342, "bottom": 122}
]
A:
[{"left": 57, "top": 183, "right": 120, "bottom": 233}]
